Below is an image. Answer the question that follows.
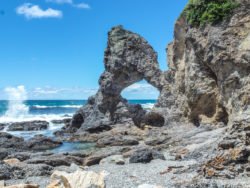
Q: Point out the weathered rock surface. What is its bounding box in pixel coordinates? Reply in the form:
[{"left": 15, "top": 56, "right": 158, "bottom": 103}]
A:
[
  {"left": 163, "top": 0, "right": 250, "bottom": 179},
  {"left": 96, "top": 136, "right": 139, "bottom": 147},
  {"left": 47, "top": 170, "right": 106, "bottom": 188},
  {"left": 26, "top": 135, "right": 62, "bottom": 150},
  {"left": 1, "top": 1, "right": 250, "bottom": 187},
  {"left": 7, "top": 121, "right": 49, "bottom": 131},
  {"left": 25, "top": 153, "right": 83, "bottom": 167},
  {"left": 0, "top": 132, "right": 25, "bottom": 149}
]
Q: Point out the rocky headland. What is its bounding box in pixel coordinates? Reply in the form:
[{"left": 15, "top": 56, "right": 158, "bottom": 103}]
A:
[{"left": 0, "top": 0, "right": 249, "bottom": 187}]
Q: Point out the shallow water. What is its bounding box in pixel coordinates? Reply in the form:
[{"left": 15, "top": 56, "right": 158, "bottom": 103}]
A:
[{"left": 52, "top": 142, "right": 96, "bottom": 153}]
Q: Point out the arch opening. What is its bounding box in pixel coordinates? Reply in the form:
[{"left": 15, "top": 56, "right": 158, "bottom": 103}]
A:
[{"left": 121, "top": 80, "right": 160, "bottom": 110}]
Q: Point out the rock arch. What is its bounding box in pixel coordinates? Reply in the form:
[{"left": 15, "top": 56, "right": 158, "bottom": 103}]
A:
[{"left": 69, "top": 26, "right": 167, "bottom": 132}]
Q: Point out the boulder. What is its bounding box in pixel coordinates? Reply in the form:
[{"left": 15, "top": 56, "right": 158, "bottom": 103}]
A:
[
  {"left": 26, "top": 135, "right": 62, "bottom": 150},
  {"left": 83, "top": 154, "right": 107, "bottom": 167},
  {"left": 142, "top": 112, "right": 165, "bottom": 127},
  {"left": 0, "top": 132, "right": 25, "bottom": 149},
  {"left": 1, "top": 158, "right": 53, "bottom": 179},
  {"left": 83, "top": 147, "right": 123, "bottom": 166},
  {"left": 0, "top": 148, "right": 8, "bottom": 160},
  {"left": 0, "top": 162, "right": 14, "bottom": 180},
  {"left": 7, "top": 121, "right": 49, "bottom": 131},
  {"left": 0, "top": 123, "right": 5, "bottom": 131},
  {"left": 129, "top": 149, "right": 165, "bottom": 164},
  {"left": 47, "top": 170, "right": 106, "bottom": 188}
]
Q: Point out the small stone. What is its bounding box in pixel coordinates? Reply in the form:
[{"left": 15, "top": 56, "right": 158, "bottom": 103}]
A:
[
  {"left": 3, "top": 158, "right": 21, "bottom": 166},
  {"left": 99, "top": 155, "right": 125, "bottom": 165},
  {"left": 0, "top": 180, "right": 5, "bottom": 187}
]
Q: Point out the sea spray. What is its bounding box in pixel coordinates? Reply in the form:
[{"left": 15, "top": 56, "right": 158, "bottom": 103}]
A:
[{"left": 4, "top": 85, "right": 29, "bottom": 118}]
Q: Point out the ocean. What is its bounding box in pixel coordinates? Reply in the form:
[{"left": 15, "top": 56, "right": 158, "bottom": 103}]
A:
[
  {"left": 0, "top": 100, "right": 156, "bottom": 121},
  {"left": 0, "top": 100, "right": 156, "bottom": 143}
]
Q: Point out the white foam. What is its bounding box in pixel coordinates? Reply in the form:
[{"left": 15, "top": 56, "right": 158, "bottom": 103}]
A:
[
  {"left": 32, "top": 105, "right": 82, "bottom": 109},
  {"left": 0, "top": 113, "right": 73, "bottom": 123},
  {"left": 141, "top": 103, "right": 155, "bottom": 109},
  {"left": 4, "top": 86, "right": 29, "bottom": 119}
]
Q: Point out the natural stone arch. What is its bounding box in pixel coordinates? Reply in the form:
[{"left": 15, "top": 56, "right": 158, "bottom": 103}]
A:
[{"left": 69, "top": 26, "right": 168, "bottom": 132}]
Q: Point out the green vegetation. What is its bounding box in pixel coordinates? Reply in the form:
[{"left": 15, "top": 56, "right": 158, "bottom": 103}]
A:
[{"left": 183, "top": 0, "right": 239, "bottom": 27}]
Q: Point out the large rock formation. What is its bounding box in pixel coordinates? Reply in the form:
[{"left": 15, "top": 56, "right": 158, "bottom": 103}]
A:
[
  {"left": 68, "top": 0, "right": 250, "bottom": 179},
  {"left": 70, "top": 0, "right": 249, "bottom": 130},
  {"left": 68, "top": 26, "right": 167, "bottom": 132},
  {"left": 163, "top": 0, "right": 250, "bottom": 126},
  {"left": 163, "top": 0, "right": 250, "bottom": 178}
]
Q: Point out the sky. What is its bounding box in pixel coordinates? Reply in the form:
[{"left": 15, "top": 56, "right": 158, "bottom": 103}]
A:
[{"left": 0, "top": 0, "right": 188, "bottom": 100}]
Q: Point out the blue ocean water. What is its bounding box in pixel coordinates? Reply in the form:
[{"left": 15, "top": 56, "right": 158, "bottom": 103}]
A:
[
  {"left": 0, "top": 100, "right": 156, "bottom": 117},
  {"left": 0, "top": 99, "right": 156, "bottom": 152}
]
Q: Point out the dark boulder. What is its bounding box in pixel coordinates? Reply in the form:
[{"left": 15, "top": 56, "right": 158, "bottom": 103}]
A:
[
  {"left": 0, "top": 132, "right": 25, "bottom": 149},
  {"left": 129, "top": 149, "right": 165, "bottom": 163},
  {"left": 0, "top": 162, "right": 14, "bottom": 180},
  {"left": 0, "top": 123, "right": 5, "bottom": 131},
  {"left": 0, "top": 148, "right": 8, "bottom": 160},
  {"left": 142, "top": 112, "right": 165, "bottom": 127},
  {"left": 7, "top": 121, "right": 49, "bottom": 131},
  {"left": 26, "top": 135, "right": 62, "bottom": 150},
  {"left": 5, "top": 152, "right": 31, "bottom": 161},
  {"left": 83, "top": 121, "right": 112, "bottom": 133}
]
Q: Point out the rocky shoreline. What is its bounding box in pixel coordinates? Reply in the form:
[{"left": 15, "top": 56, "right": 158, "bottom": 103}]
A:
[{"left": 1, "top": 0, "right": 250, "bottom": 187}]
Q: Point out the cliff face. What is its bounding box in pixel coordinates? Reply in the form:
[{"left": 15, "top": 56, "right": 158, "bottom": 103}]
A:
[
  {"left": 163, "top": 0, "right": 250, "bottom": 127},
  {"left": 162, "top": 0, "right": 250, "bottom": 178}
]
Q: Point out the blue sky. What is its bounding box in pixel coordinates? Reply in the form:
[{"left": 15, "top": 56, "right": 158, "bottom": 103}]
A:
[{"left": 0, "top": 0, "right": 188, "bottom": 99}]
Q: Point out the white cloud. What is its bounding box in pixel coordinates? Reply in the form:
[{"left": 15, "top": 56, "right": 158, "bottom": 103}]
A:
[
  {"left": 28, "top": 86, "right": 97, "bottom": 99},
  {"left": 32, "top": 87, "right": 61, "bottom": 95},
  {"left": 16, "top": 3, "right": 62, "bottom": 19},
  {"left": 125, "top": 83, "right": 157, "bottom": 93},
  {"left": 46, "top": 0, "right": 73, "bottom": 4},
  {"left": 46, "top": 0, "right": 90, "bottom": 9},
  {"left": 122, "top": 83, "right": 159, "bottom": 99},
  {"left": 74, "top": 3, "right": 90, "bottom": 9}
]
